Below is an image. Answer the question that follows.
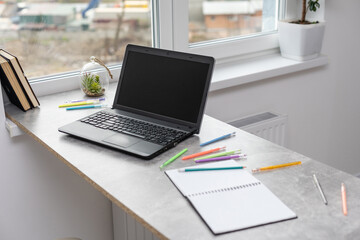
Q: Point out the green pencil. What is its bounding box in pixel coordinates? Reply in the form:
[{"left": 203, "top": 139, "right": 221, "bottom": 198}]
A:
[
  {"left": 194, "top": 149, "right": 241, "bottom": 161},
  {"left": 160, "top": 148, "right": 188, "bottom": 169}
]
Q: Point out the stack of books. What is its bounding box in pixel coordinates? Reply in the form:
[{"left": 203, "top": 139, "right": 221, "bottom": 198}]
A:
[{"left": 0, "top": 50, "right": 39, "bottom": 111}]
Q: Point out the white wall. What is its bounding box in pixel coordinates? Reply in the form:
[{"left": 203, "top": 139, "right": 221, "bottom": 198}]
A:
[
  {"left": 205, "top": 0, "right": 360, "bottom": 175},
  {"left": 0, "top": 91, "right": 113, "bottom": 240},
  {"left": 0, "top": 1, "right": 359, "bottom": 239}
]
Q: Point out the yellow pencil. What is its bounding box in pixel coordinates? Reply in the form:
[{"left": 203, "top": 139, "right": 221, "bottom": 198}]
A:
[
  {"left": 58, "top": 101, "right": 98, "bottom": 108},
  {"left": 252, "top": 161, "right": 302, "bottom": 173}
]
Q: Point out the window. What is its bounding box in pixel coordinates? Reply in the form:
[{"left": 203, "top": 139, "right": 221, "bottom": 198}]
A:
[
  {"left": 0, "top": 0, "right": 282, "bottom": 81},
  {"left": 0, "top": 0, "right": 153, "bottom": 78},
  {"left": 190, "top": 0, "right": 273, "bottom": 43},
  {"left": 170, "top": 0, "right": 280, "bottom": 60}
]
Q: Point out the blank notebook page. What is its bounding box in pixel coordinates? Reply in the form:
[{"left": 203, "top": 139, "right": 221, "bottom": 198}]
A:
[{"left": 165, "top": 160, "right": 297, "bottom": 234}]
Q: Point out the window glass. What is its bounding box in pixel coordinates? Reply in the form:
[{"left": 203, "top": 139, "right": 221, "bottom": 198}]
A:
[
  {"left": 0, "top": 0, "right": 152, "bottom": 78},
  {"left": 189, "top": 0, "right": 278, "bottom": 44}
]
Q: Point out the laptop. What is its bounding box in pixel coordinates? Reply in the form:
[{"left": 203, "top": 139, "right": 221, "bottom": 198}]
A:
[{"left": 59, "top": 44, "right": 214, "bottom": 159}]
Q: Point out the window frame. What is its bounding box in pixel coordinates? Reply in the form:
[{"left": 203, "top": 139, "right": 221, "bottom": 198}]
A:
[{"left": 158, "top": 0, "right": 283, "bottom": 61}]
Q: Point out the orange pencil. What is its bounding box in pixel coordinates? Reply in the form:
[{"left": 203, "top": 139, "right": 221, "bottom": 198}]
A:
[
  {"left": 182, "top": 147, "right": 226, "bottom": 160},
  {"left": 342, "top": 183, "right": 348, "bottom": 216}
]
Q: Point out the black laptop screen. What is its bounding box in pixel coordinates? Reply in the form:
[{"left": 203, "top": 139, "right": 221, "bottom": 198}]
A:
[{"left": 115, "top": 50, "right": 211, "bottom": 124}]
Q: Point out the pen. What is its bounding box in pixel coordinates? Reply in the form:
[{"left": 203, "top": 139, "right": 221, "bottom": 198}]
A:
[
  {"left": 178, "top": 166, "right": 246, "bottom": 172},
  {"left": 66, "top": 104, "right": 107, "bottom": 110},
  {"left": 195, "top": 154, "right": 246, "bottom": 163},
  {"left": 252, "top": 161, "right": 302, "bottom": 173},
  {"left": 194, "top": 149, "right": 241, "bottom": 160},
  {"left": 200, "top": 132, "right": 236, "bottom": 147},
  {"left": 160, "top": 148, "right": 188, "bottom": 169},
  {"left": 65, "top": 97, "right": 105, "bottom": 103},
  {"left": 182, "top": 146, "right": 226, "bottom": 160},
  {"left": 312, "top": 174, "right": 328, "bottom": 205},
  {"left": 341, "top": 183, "right": 347, "bottom": 216},
  {"left": 59, "top": 100, "right": 100, "bottom": 108}
]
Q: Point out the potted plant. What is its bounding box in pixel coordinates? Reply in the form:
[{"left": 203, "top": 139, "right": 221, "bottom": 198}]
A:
[
  {"left": 81, "top": 72, "right": 105, "bottom": 97},
  {"left": 80, "top": 56, "right": 112, "bottom": 97},
  {"left": 278, "top": 0, "right": 325, "bottom": 61}
]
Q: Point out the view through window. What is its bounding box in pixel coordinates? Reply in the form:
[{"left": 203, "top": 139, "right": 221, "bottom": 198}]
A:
[
  {"left": 0, "top": 0, "right": 152, "bottom": 78},
  {"left": 189, "top": 0, "right": 277, "bottom": 44}
]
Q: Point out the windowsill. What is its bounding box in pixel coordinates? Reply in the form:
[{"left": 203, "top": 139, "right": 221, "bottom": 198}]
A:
[
  {"left": 6, "top": 53, "right": 328, "bottom": 137},
  {"left": 210, "top": 53, "right": 328, "bottom": 92},
  {"left": 29, "top": 52, "right": 329, "bottom": 97}
]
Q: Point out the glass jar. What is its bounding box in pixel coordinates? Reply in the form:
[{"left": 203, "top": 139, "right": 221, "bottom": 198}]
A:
[{"left": 80, "top": 56, "right": 112, "bottom": 97}]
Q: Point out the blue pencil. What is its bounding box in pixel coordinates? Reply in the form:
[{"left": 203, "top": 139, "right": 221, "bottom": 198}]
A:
[{"left": 200, "top": 132, "right": 236, "bottom": 147}]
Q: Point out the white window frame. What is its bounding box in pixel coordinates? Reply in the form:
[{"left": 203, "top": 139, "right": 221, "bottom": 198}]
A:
[{"left": 157, "top": 0, "right": 282, "bottom": 61}]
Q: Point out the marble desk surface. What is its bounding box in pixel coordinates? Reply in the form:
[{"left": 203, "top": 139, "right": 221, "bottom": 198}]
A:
[{"left": 5, "top": 84, "right": 360, "bottom": 240}]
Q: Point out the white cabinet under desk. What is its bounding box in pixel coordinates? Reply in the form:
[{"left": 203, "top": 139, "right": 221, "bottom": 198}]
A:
[{"left": 5, "top": 84, "right": 360, "bottom": 240}]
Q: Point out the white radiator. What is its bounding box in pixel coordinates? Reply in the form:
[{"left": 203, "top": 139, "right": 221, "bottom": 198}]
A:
[
  {"left": 228, "top": 112, "right": 288, "bottom": 147},
  {"left": 113, "top": 203, "right": 160, "bottom": 240}
]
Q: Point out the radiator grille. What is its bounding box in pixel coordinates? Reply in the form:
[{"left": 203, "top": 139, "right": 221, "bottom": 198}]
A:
[
  {"left": 113, "top": 203, "right": 159, "bottom": 240},
  {"left": 228, "top": 112, "right": 288, "bottom": 147}
]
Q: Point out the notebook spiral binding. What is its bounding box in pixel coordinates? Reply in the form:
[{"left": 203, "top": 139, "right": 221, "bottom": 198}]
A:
[{"left": 186, "top": 181, "right": 262, "bottom": 198}]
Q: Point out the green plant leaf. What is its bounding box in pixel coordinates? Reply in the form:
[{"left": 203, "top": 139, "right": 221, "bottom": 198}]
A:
[
  {"left": 81, "top": 73, "right": 103, "bottom": 94},
  {"left": 308, "top": 0, "right": 320, "bottom": 12}
]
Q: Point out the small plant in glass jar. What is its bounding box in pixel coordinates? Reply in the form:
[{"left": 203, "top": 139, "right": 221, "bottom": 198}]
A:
[{"left": 80, "top": 56, "right": 112, "bottom": 97}]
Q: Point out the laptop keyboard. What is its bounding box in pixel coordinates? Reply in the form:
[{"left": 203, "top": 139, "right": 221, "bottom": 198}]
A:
[{"left": 80, "top": 111, "right": 187, "bottom": 146}]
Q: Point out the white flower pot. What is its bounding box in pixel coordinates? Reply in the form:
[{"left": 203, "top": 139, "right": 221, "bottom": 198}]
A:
[{"left": 278, "top": 21, "right": 325, "bottom": 61}]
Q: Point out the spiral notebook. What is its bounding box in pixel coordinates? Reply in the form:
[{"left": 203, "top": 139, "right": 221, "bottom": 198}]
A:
[{"left": 165, "top": 160, "right": 297, "bottom": 234}]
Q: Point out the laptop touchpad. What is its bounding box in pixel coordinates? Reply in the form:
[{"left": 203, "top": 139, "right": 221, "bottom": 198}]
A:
[{"left": 102, "top": 133, "right": 140, "bottom": 148}]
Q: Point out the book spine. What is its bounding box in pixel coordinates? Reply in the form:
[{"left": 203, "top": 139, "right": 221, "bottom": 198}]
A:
[
  {"left": 14, "top": 57, "right": 40, "bottom": 107},
  {"left": 6, "top": 57, "right": 34, "bottom": 108},
  {"left": 0, "top": 50, "right": 39, "bottom": 107},
  {"left": 0, "top": 65, "right": 26, "bottom": 111}
]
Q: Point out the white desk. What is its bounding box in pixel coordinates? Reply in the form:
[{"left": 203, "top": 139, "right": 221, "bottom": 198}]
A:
[{"left": 5, "top": 85, "right": 360, "bottom": 239}]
